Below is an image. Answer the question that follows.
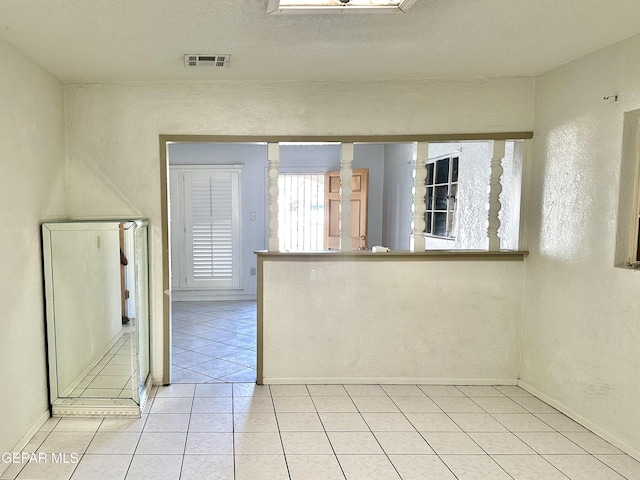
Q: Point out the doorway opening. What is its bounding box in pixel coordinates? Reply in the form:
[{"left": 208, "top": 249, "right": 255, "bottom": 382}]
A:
[
  {"left": 166, "top": 144, "right": 259, "bottom": 384},
  {"left": 170, "top": 300, "right": 257, "bottom": 383},
  {"left": 163, "top": 142, "right": 373, "bottom": 383},
  {"left": 159, "top": 134, "right": 530, "bottom": 385}
]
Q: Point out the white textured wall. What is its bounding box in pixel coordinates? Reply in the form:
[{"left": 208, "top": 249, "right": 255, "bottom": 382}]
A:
[
  {"left": 427, "top": 142, "right": 490, "bottom": 250},
  {"left": 425, "top": 141, "right": 521, "bottom": 251},
  {"left": 63, "top": 77, "right": 534, "bottom": 383},
  {"left": 261, "top": 257, "right": 523, "bottom": 383},
  {"left": 0, "top": 37, "right": 66, "bottom": 453},
  {"left": 521, "top": 33, "right": 640, "bottom": 457}
]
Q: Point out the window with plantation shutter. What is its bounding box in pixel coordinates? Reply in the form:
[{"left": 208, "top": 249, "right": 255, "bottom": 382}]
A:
[{"left": 170, "top": 166, "right": 242, "bottom": 290}]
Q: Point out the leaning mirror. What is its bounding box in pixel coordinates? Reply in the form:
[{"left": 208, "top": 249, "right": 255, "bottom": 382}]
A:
[{"left": 42, "top": 220, "right": 151, "bottom": 417}]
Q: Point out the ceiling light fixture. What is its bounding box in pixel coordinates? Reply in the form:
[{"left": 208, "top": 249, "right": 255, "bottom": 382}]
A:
[{"left": 267, "top": 0, "right": 417, "bottom": 14}]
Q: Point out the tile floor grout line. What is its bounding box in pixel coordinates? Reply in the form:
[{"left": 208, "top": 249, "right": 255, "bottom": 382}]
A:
[
  {"left": 122, "top": 411, "right": 148, "bottom": 480},
  {"left": 231, "top": 382, "right": 237, "bottom": 480},
  {"left": 445, "top": 390, "right": 521, "bottom": 480},
  {"left": 67, "top": 416, "right": 106, "bottom": 480},
  {"left": 177, "top": 389, "right": 194, "bottom": 480},
  {"left": 274, "top": 387, "right": 293, "bottom": 480},
  {"left": 416, "top": 404, "right": 504, "bottom": 480},
  {"left": 315, "top": 384, "right": 348, "bottom": 480},
  {"left": 400, "top": 397, "right": 468, "bottom": 480},
  {"left": 7, "top": 427, "right": 53, "bottom": 480},
  {"left": 551, "top": 430, "right": 631, "bottom": 479},
  {"left": 446, "top": 389, "right": 577, "bottom": 480},
  {"left": 356, "top": 391, "right": 407, "bottom": 480}
]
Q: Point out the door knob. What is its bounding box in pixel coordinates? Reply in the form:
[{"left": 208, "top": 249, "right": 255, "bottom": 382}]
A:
[{"left": 359, "top": 235, "right": 367, "bottom": 250}]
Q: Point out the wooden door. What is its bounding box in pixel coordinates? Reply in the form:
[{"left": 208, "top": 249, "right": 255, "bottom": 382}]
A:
[{"left": 324, "top": 168, "right": 369, "bottom": 250}]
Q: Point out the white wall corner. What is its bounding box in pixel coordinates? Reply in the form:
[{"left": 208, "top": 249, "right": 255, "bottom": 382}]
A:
[{"left": 517, "top": 380, "right": 640, "bottom": 461}]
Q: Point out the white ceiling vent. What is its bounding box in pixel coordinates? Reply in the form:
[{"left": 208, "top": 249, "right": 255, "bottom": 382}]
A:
[{"left": 184, "top": 54, "right": 230, "bottom": 68}]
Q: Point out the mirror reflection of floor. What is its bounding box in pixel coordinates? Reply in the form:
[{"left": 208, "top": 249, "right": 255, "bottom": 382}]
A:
[
  {"left": 61, "top": 324, "right": 137, "bottom": 402},
  {"left": 171, "top": 300, "right": 257, "bottom": 383}
]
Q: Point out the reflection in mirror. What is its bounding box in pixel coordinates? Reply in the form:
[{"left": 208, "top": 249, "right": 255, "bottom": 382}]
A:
[{"left": 42, "top": 220, "right": 150, "bottom": 416}]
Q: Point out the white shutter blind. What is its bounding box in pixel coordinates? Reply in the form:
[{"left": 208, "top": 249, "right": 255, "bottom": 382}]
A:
[{"left": 184, "top": 169, "right": 241, "bottom": 289}]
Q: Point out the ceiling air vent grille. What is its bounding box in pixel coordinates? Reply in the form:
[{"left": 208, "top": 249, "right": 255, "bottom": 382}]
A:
[{"left": 184, "top": 54, "right": 230, "bottom": 67}]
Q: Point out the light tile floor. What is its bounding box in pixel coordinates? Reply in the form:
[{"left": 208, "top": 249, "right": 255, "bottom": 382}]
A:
[
  {"left": 2, "top": 383, "right": 640, "bottom": 479},
  {"left": 63, "top": 325, "right": 138, "bottom": 401},
  {"left": 171, "top": 301, "right": 257, "bottom": 384}
]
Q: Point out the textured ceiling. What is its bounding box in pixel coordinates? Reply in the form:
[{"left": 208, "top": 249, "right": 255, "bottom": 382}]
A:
[{"left": 0, "top": 0, "right": 639, "bottom": 82}]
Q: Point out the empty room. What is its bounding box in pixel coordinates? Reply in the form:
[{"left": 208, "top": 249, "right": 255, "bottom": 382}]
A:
[{"left": 1, "top": 1, "right": 640, "bottom": 479}]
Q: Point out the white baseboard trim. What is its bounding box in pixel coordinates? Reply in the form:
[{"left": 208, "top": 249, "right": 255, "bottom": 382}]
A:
[
  {"left": 171, "top": 291, "right": 256, "bottom": 302},
  {"left": 517, "top": 380, "right": 640, "bottom": 461},
  {"left": 0, "top": 409, "right": 51, "bottom": 476},
  {"left": 262, "top": 377, "right": 518, "bottom": 385}
]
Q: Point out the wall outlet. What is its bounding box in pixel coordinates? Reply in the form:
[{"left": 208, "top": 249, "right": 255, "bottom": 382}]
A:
[{"left": 250, "top": 267, "right": 256, "bottom": 276}]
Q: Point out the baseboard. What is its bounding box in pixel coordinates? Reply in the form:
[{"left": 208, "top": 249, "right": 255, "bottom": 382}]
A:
[
  {"left": 262, "top": 377, "right": 518, "bottom": 385},
  {"left": 51, "top": 403, "right": 140, "bottom": 417},
  {"left": 0, "top": 409, "right": 50, "bottom": 476},
  {"left": 517, "top": 380, "right": 640, "bottom": 461},
  {"left": 171, "top": 291, "right": 256, "bottom": 302}
]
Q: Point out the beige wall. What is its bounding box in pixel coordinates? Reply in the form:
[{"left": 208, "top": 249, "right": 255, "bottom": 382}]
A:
[
  {"left": 0, "top": 37, "right": 66, "bottom": 454},
  {"left": 262, "top": 256, "right": 524, "bottom": 384},
  {"left": 521, "top": 33, "right": 640, "bottom": 457},
  {"left": 63, "top": 77, "right": 535, "bottom": 383}
]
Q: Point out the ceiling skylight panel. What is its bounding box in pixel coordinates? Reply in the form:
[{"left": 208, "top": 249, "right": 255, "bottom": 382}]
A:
[{"left": 267, "top": 0, "right": 417, "bottom": 14}]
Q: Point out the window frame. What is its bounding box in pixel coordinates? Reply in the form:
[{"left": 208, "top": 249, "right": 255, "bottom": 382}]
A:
[
  {"left": 423, "top": 153, "right": 459, "bottom": 240},
  {"left": 615, "top": 109, "right": 640, "bottom": 268}
]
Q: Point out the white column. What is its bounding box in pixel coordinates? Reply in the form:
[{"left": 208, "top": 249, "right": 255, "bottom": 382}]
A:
[
  {"left": 487, "top": 140, "right": 505, "bottom": 251},
  {"left": 339, "top": 143, "right": 354, "bottom": 252},
  {"left": 410, "top": 142, "right": 429, "bottom": 252},
  {"left": 267, "top": 142, "right": 280, "bottom": 252}
]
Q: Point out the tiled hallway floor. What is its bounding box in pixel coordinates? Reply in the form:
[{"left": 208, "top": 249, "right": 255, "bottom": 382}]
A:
[
  {"left": 2, "top": 383, "right": 640, "bottom": 480},
  {"left": 64, "top": 325, "right": 138, "bottom": 401},
  {"left": 171, "top": 301, "right": 257, "bottom": 383}
]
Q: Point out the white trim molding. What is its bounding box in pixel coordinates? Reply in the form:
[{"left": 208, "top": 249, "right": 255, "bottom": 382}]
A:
[{"left": 263, "top": 377, "right": 518, "bottom": 385}]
